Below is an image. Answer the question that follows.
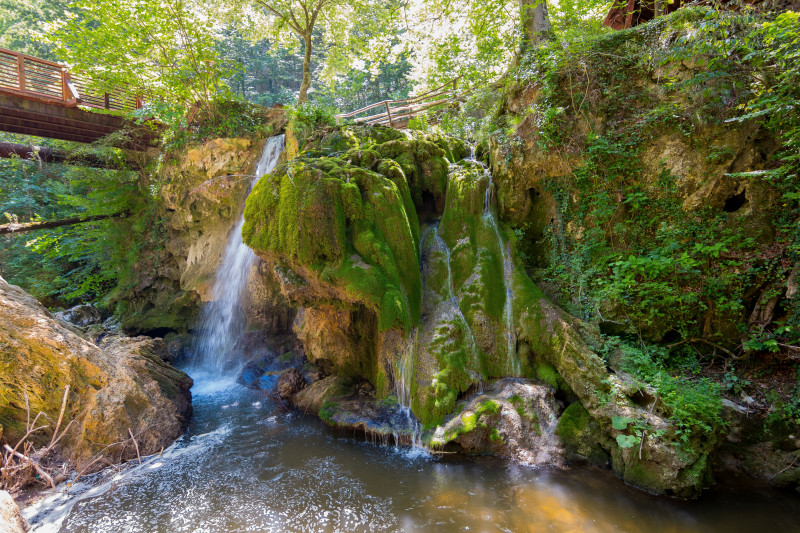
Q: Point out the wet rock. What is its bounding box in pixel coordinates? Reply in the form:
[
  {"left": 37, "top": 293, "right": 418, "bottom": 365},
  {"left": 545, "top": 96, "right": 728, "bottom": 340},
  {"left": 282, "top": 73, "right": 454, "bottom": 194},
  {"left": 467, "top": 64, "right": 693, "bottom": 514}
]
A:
[
  {"left": 163, "top": 332, "right": 192, "bottom": 363},
  {"left": 54, "top": 304, "right": 101, "bottom": 328},
  {"left": 277, "top": 368, "right": 306, "bottom": 399},
  {"left": 0, "top": 491, "right": 27, "bottom": 533},
  {"left": 293, "top": 376, "right": 354, "bottom": 415},
  {"left": 0, "top": 276, "right": 192, "bottom": 467},
  {"left": 431, "top": 379, "right": 565, "bottom": 467},
  {"left": 555, "top": 403, "right": 609, "bottom": 465}
]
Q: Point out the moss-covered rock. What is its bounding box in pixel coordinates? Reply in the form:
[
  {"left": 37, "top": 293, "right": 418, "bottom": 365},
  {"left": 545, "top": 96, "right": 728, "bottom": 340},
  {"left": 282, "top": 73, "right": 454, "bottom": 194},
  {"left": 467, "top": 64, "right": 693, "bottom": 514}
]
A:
[
  {"left": 0, "top": 276, "right": 192, "bottom": 467},
  {"left": 430, "top": 379, "right": 564, "bottom": 465},
  {"left": 243, "top": 126, "right": 464, "bottom": 390},
  {"left": 555, "top": 403, "right": 609, "bottom": 465}
]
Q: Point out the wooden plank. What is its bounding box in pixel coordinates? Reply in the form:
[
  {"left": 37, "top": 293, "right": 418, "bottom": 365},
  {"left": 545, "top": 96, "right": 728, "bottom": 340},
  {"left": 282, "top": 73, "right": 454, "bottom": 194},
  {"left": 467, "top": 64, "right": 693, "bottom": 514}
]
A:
[
  {"left": 0, "top": 122, "right": 102, "bottom": 143},
  {"left": 17, "top": 54, "right": 26, "bottom": 91},
  {"left": 0, "top": 106, "right": 120, "bottom": 134},
  {"left": 384, "top": 101, "right": 394, "bottom": 128},
  {"left": 0, "top": 113, "right": 116, "bottom": 139}
]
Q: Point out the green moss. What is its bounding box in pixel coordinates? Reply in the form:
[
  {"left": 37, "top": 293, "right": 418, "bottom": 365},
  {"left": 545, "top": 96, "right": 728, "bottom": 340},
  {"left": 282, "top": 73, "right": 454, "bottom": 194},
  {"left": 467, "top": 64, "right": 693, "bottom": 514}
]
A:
[
  {"left": 535, "top": 361, "right": 560, "bottom": 390},
  {"left": 555, "top": 402, "right": 609, "bottom": 466},
  {"left": 319, "top": 400, "right": 338, "bottom": 423}
]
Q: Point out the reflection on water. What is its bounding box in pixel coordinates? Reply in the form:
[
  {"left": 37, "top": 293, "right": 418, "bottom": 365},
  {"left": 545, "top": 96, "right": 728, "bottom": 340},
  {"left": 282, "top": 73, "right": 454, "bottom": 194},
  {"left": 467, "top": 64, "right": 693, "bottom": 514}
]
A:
[{"left": 24, "top": 371, "right": 800, "bottom": 533}]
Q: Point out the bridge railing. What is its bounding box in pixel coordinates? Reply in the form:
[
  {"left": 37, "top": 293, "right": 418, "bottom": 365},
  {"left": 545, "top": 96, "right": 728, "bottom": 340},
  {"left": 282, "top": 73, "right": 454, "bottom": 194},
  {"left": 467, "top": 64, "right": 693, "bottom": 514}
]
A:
[
  {"left": 0, "top": 47, "right": 141, "bottom": 112},
  {"left": 335, "top": 76, "right": 472, "bottom": 128}
]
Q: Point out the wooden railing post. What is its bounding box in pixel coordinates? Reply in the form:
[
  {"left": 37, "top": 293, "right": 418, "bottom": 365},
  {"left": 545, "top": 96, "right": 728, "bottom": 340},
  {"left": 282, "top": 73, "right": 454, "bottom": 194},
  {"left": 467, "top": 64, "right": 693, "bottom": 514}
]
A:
[
  {"left": 384, "top": 101, "right": 394, "bottom": 128},
  {"left": 17, "top": 55, "right": 26, "bottom": 91},
  {"left": 104, "top": 93, "right": 110, "bottom": 109}
]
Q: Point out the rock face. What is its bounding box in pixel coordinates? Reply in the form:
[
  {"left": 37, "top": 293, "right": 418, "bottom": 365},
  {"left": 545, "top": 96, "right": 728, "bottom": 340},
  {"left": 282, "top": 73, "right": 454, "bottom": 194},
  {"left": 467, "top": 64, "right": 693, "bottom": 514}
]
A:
[
  {"left": 241, "top": 123, "right": 727, "bottom": 496},
  {"left": 0, "top": 276, "right": 192, "bottom": 466},
  {"left": 115, "top": 109, "right": 292, "bottom": 336}
]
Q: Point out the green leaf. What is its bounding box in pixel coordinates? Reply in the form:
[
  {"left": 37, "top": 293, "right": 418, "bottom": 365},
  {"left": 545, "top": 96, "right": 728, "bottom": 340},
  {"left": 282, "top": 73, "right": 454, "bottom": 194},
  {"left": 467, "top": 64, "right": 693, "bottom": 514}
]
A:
[
  {"left": 612, "top": 416, "right": 633, "bottom": 430},
  {"left": 616, "top": 434, "right": 638, "bottom": 449}
]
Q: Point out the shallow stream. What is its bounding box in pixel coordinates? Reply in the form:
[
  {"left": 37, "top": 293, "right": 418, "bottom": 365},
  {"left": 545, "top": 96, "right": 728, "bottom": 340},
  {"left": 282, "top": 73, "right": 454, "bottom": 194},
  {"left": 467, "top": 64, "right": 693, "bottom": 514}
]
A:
[{"left": 24, "top": 371, "right": 800, "bottom": 533}]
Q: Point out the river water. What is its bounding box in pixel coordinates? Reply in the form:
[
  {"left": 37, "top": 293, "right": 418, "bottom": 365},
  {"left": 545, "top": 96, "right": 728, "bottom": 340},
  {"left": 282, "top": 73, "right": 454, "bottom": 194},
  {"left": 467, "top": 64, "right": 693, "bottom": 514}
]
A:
[{"left": 24, "top": 369, "right": 800, "bottom": 533}]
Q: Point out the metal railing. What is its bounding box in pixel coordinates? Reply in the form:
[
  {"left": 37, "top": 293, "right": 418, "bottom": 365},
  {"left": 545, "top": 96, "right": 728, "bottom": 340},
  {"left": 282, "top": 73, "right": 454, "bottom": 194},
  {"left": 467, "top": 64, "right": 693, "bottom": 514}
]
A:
[
  {"left": 335, "top": 76, "right": 472, "bottom": 128},
  {"left": 0, "top": 47, "right": 142, "bottom": 112}
]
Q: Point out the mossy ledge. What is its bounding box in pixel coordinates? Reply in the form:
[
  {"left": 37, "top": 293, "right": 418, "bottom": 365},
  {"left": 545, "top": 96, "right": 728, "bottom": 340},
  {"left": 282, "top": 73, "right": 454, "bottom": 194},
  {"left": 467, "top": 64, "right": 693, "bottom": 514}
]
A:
[{"left": 242, "top": 125, "right": 464, "bottom": 392}]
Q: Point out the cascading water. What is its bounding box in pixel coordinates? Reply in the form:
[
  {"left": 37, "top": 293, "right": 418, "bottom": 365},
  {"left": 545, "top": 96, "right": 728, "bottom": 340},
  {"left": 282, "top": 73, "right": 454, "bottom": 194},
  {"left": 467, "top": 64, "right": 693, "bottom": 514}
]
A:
[
  {"left": 190, "top": 135, "right": 285, "bottom": 374},
  {"left": 432, "top": 222, "right": 481, "bottom": 378},
  {"left": 394, "top": 329, "right": 424, "bottom": 451},
  {"left": 468, "top": 149, "right": 521, "bottom": 376}
]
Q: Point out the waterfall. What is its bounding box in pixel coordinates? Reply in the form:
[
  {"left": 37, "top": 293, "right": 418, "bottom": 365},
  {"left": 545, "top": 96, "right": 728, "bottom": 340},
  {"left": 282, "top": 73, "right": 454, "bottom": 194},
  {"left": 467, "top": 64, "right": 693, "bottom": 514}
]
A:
[
  {"left": 394, "top": 329, "right": 424, "bottom": 450},
  {"left": 432, "top": 222, "right": 482, "bottom": 378},
  {"left": 468, "top": 150, "right": 521, "bottom": 376},
  {"left": 190, "top": 135, "right": 285, "bottom": 373}
]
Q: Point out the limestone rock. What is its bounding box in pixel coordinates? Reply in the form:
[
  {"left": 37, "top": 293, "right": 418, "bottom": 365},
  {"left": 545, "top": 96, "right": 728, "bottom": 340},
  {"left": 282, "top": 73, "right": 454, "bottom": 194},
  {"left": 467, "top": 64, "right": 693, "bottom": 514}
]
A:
[
  {"left": 114, "top": 116, "right": 293, "bottom": 336},
  {"left": 293, "top": 376, "right": 354, "bottom": 415},
  {"left": 54, "top": 304, "right": 102, "bottom": 328},
  {"left": 277, "top": 368, "right": 306, "bottom": 399},
  {"left": 431, "top": 379, "right": 565, "bottom": 466},
  {"left": 0, "top": 276, "right": 192, "bottom": 467},
  {"left": 0, "top": 491, "right": 27, "bottom": 533}
]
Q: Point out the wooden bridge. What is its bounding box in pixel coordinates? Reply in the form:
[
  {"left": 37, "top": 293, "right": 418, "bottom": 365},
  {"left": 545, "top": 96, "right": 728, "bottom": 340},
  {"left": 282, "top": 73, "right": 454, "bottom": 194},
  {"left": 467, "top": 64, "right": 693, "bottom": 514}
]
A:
[
  {"left": 335, "top": 77, "right": 471, "bottom": 128},
  {"left": 0, "top": 47, "right": 151, "bottom": 146}
]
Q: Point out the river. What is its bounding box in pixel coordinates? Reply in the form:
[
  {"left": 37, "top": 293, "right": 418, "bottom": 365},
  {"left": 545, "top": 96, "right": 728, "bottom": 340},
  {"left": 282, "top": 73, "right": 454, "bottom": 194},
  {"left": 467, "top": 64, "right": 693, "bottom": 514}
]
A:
[{"left": 23, "top": 369, "right": 800, "bottom": 533}]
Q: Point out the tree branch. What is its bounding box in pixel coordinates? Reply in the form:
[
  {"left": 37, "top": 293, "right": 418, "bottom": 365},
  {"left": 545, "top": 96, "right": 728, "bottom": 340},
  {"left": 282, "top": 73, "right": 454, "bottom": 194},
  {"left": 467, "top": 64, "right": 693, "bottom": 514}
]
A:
[{"left": 0, "top": 212, "right": 131, "bottom": 235}]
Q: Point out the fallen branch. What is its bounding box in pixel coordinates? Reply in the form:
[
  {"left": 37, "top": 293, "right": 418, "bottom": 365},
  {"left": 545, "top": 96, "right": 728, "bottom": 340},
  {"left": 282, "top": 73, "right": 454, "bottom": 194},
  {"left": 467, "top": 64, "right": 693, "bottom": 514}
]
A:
[
  {"left": 48, "top": 385, "right": 70, "bottom": 448},
  {"left": 665, "top": 337, "right": 738, "bottom": 358},
  {"left": 4, "top": 445, "right": 56, "bottom": 491},
  {"left": 128, "top": 428, "right": 142, "bottom": 465},
  {"left": 0, "top": 212, "right": 131, "bottom": 235}
]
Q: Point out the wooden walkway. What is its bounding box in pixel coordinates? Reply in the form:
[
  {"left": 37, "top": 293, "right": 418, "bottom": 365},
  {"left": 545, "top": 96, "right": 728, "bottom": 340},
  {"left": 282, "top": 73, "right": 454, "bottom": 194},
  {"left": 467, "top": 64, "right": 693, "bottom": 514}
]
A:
[
  {"left": 0, "top": 47, "right": 149, "bottom": 145},
  {"left": 335, "top": 77, "right": 472, "bottom": 128}
]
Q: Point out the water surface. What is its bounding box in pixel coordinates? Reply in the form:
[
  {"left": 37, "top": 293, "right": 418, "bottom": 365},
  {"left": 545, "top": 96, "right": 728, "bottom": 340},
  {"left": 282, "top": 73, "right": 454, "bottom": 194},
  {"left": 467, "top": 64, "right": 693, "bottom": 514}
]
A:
[{"left": 25, "top": 371, "right": 800, "bottom": 533}]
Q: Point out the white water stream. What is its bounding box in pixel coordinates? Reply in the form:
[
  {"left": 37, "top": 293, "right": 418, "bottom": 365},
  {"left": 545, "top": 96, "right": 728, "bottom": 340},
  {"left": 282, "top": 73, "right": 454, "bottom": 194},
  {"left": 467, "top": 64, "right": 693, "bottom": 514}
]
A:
[
  {"left": 190, "top": 135, "right": 285, "bottom": 373},
  {"left": 469, "top": 150, "right": 521, "bottom": 376}
]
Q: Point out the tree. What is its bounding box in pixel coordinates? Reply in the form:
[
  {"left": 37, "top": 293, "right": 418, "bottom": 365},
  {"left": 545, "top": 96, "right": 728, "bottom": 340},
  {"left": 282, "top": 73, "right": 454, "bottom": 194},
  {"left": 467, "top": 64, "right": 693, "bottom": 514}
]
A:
[
  {"left": 0, "top": 0, "right": 69, "bottom": 59},
  {"left": 50, "top": 0, "right": 233, "bottom": 120},
  {"left": 519, "top": 0, "right": 552, "bottom": 53},
  {"left": 234, "top": 0, "right": 399, "bottom": 104}
]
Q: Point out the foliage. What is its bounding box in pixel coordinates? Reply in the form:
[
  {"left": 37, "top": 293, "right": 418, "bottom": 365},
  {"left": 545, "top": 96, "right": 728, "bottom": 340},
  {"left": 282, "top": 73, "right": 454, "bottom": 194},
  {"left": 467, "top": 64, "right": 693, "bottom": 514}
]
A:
[
  {"left": 163, "top": 99, "right": 282, "bottom": 154},
  {"left": 49, "top": 0, "right": 234, "bottom": 121},
  {"left": 287, "top": 101, "right": 337, "bottom": 146},
  {"left": 604, "top": 337, "right": 725, "bottom": 448},
  {"left": 219, "top": 0, "right": 401, "bottom": 103},
  {"left": 405, "top": 0, "right": 609, "bottom": 96},
  {"left": 0, "top": 0, "right": 68, "bottom": 59},
  {"left": 488, "top": 9, "right": 800, "bottom": 358},
  {"left": 0, "top": 135, "right": 159, "bottom": 306}
]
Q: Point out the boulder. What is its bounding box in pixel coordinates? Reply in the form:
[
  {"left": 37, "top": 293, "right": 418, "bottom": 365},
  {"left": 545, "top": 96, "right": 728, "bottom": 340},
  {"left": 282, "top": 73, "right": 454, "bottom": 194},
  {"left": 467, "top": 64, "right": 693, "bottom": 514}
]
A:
[
  {"left": 277, "top": 368, "right": 306, "bottom": 399},
  {"left": 54, "top": 304, "right": 102, "bottom": 328},
  {"left": 0, "top": 491, "right": 26, "bottom": 533},
  {"left": 0, "top": 276, "right": 192, "bottom": 468},
  {"left": 431, "top": 379, "right": 565, "bottom": 466}
]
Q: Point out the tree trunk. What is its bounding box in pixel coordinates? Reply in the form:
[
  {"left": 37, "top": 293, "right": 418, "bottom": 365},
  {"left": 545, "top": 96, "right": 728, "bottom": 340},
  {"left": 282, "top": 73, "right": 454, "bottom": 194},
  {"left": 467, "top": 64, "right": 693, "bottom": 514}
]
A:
[
  {"left": 298, "top": 34, "right": 312, "bottom": 104},
  {"left": 0, "top": 142, "right": 122, "bottom": 169},
  {"left": 519, "top": 0, "right": 552, "bottom": 53},
  {"left": 0, "top": 212, "right": 130, "bottom": 235}
]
